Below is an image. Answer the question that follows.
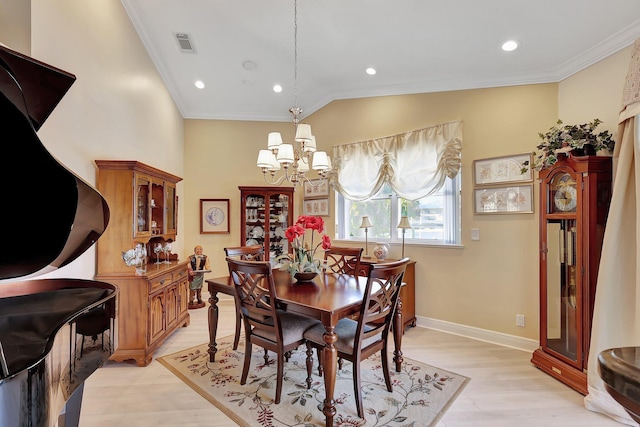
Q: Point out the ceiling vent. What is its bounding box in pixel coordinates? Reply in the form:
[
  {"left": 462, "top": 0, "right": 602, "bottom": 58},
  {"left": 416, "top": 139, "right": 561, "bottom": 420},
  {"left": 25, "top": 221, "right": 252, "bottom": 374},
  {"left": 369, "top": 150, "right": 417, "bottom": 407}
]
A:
[{"left": 174, "top": 33, "right": 196, "bottom": 53}]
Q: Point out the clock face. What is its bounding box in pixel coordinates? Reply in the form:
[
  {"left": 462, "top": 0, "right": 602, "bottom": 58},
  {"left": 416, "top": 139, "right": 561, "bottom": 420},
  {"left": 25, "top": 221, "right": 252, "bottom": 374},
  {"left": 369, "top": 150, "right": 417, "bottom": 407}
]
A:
[
  {"left": 552, "top": 174, "right": 577, "bottom": 212},
  {"left": 205, "top": 207, "right": 224, "bottom": 226}
]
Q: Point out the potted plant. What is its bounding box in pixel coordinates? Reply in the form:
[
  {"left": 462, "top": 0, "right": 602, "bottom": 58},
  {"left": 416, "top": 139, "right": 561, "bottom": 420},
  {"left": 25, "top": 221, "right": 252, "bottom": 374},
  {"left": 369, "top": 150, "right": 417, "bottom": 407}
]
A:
[
  {"left": 277, "top": 215, "right": 331, "bottom": 281},
  {"left": 521, "top": 119, "right": 615, "bottom": 173}
]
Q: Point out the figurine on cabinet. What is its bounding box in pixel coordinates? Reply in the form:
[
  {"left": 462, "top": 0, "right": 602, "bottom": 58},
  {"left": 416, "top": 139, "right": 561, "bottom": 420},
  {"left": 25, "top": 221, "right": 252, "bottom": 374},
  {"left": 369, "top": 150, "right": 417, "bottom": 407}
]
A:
[{"left": 187, "top": 245, "right": 211, "bottom": 308}]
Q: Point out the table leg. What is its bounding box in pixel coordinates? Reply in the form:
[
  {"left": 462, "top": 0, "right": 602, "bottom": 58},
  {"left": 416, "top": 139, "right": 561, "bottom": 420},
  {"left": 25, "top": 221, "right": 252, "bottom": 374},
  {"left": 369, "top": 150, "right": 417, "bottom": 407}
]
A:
[
  {"left": 208, "top": 291, "right": 220, "bottom": 362},
  {"left": 321, "top": 325, "right": 338, "bottom": 427},
  {"left": 393, "top": 297, "right": 404, "bottom": 372}
]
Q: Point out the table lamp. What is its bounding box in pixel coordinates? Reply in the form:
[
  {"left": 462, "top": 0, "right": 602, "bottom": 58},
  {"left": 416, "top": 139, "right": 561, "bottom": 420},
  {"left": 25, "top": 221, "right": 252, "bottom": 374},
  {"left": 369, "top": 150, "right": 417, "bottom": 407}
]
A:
[
  {"left": 360, "top": 216, "right": 372, "bottom": 258},
  {"left": 397, "top": 216, "right": 412, "bottom": 258}
]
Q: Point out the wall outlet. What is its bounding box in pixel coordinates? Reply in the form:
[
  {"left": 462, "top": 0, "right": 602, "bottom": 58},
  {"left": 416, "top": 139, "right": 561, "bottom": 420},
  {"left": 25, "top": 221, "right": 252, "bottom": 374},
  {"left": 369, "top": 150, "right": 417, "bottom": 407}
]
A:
[{"left": 516, "top": 314, "right": 525, "bottom": 327}]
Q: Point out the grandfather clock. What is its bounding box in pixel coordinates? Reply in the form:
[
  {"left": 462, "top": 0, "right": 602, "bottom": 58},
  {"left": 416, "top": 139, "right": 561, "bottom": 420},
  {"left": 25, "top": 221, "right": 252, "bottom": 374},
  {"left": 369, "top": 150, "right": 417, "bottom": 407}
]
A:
[{"left": 531, "top": 154, "right": 612, "bottom": 395}]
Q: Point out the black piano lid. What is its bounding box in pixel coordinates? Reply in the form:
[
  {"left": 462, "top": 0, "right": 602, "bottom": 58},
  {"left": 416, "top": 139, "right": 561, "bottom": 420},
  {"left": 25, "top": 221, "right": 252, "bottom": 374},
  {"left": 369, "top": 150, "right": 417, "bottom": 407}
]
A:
[
  {"left": 0, "top": 44, "right": 75, "bottom": 131},
  {"left": 0, "top": 44, "right": 110, "bottom": 280}
]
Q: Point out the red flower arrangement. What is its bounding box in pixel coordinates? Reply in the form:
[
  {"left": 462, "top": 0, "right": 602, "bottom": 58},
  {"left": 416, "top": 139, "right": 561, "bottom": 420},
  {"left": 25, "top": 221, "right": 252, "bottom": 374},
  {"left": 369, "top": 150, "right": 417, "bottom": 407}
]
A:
[{"left": 278, "top": 215, "right": 331, "bottom": 276}]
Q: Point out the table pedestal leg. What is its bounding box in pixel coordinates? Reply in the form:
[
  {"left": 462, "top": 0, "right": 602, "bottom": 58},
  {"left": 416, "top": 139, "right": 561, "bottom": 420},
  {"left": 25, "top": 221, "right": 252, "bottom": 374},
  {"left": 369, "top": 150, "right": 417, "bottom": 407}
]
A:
[
  {"left": 393, "top": 298, "right": 404, "bottom": 372},
  {"left": 208, "top": 291, "right": 220, "bottom": 362},
  {"left": 322, "top": 326, "right": 337, "bottom": 427}
]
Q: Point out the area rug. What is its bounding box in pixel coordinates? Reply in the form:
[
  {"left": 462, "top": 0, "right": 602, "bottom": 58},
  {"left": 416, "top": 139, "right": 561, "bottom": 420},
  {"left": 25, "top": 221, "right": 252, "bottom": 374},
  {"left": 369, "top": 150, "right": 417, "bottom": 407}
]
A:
[{"left": 158, "top": 335, "right": 469, "bottom": 426}]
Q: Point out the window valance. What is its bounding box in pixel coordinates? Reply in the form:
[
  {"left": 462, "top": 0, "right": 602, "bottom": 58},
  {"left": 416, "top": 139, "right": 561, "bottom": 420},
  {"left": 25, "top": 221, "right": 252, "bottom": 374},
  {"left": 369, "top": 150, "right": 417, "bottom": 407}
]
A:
[{"left": 331, "top": 120, "right": 463, "bottom": 201}]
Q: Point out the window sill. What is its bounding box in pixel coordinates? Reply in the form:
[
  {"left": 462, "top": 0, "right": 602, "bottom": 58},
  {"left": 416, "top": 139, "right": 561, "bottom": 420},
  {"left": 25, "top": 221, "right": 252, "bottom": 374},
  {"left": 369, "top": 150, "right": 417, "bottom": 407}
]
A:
[{"left": 331, "top": 239, "right": 464, "bottom": 249}]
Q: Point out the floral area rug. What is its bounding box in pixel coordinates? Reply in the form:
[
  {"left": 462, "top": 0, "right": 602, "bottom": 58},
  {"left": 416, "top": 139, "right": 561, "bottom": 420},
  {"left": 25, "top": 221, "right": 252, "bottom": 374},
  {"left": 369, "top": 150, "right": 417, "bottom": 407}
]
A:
[{"left": 158, "top": 335, "right": 469, "bottom": 426}]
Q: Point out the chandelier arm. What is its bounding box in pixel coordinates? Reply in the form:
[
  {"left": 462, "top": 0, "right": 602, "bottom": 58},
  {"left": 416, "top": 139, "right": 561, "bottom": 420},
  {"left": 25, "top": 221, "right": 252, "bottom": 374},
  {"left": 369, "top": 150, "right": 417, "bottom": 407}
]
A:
[{"left": 262, "top": 171, "right": 288, "bottom": 186}]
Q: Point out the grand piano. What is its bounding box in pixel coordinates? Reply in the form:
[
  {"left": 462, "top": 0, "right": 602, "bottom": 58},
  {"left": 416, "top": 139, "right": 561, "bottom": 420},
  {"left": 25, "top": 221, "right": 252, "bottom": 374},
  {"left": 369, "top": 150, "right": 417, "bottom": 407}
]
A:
[{"left": 0, "top": 45, "right": 117, "bottom": 426}]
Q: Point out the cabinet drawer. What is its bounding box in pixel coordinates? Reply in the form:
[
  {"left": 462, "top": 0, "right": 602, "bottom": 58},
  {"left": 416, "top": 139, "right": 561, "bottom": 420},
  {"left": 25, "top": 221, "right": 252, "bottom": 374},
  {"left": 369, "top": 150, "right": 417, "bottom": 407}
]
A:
[
  {"left": 173, "top": 267, "right": 188, "bottom": 283},
  {"left": 149, "top": 272, "right": 173, "bottom": 293}
]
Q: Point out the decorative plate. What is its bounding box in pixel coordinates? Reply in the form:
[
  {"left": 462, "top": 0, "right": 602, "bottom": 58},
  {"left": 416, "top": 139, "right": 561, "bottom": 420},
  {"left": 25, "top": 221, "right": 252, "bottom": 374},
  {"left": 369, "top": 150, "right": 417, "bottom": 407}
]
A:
[{"left": 252, "top": 226, "right": 264, "bottom": 238}]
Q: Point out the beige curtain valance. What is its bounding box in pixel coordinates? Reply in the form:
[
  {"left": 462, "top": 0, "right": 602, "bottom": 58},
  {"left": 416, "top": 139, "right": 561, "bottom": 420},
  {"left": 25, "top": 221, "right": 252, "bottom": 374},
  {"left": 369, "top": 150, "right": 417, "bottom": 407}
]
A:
[{"left": 331, "top": 121, "right": 463, "bottom": 201}]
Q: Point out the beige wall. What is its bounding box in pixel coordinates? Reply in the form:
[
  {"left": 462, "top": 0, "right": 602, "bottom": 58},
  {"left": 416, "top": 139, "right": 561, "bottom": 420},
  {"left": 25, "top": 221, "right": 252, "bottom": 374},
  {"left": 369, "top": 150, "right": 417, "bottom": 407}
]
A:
[
  {"left": 0, "top": 0, "right": 30, "bottom": 54},
  {"left": 185, "top": 84, "right": 556, "bottom": 339},
  {"left": 184, "top": 45, "right": 634, "bottom": 341},
  {"left": 24, "top": 0, "right": 185, "bottom": 280}
]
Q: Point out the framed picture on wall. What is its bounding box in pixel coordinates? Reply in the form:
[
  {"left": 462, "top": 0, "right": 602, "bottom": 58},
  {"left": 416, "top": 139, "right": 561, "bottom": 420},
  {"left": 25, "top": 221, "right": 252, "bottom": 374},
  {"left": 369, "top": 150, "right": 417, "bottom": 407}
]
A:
[
  {"left": 473, "top": 153, "right": 533, "bottom": 186},
  {"left": 303, "top": 179, "right": 330, "bottom": 199},
  {"left": 200, "top": 199, "right": 230, "bottom": 234},
  {"left": 303, "top": 198, "right": 330, "bottom": 216},
  {"left": 473, "top": 184, "right": 534, "bottom": 214}
]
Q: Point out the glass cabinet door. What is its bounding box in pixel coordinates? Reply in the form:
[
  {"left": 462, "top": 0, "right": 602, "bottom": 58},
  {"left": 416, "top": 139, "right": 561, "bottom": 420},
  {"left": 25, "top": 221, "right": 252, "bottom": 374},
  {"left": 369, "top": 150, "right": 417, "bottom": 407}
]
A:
[
  {"left": 245, "top": 193, "right": 266, "bottom": 252},
  {"left": 545, "top": 218, "right": 579, "bottom": 365},
  {"left": 268, "top": 193, "right": 290, "bottom": 259},
  {"left": 166, "top": 183, "right": 177, "bottom": 233},
  {"left": 135, "top": 175, "right": 150, "bottom": 236},
  {"left": 150, "top": 181, "right": 164, "bottom": 235}
]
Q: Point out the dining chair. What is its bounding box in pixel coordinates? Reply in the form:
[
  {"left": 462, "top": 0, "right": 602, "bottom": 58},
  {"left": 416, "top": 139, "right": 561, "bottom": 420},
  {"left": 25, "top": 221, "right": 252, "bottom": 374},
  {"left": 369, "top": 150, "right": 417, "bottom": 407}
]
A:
[
  {"left": 324, "top": 246, "right": 363, "bottom": 277},
  {"left": 304, "top": 257, "right": 410, "bottom": 418},
  {"left": 224, "top": 245, "right": 265, "bottom": 350},
  {"left": 226, "top": 257, "right": 320, "bottom": 404}
]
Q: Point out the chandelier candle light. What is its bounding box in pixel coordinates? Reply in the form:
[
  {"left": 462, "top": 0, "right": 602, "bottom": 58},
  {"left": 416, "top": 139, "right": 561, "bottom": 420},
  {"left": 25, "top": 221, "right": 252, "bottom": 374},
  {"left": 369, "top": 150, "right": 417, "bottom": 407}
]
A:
[
  {"left": 360, "top": 216, "right": 372, "bottom": 259},
  {"left": 398, "top": 216, "right": 412, "bottom": 258},
  {"left": 256, "top": 0, "right": 331, "bottom": 187}
]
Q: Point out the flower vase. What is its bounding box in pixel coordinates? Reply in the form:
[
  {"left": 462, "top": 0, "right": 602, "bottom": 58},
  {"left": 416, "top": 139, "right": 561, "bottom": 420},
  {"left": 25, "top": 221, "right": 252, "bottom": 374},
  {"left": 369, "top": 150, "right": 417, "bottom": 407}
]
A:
[{"left": 294, "top": 271, "right": 318, "bottom": 282}]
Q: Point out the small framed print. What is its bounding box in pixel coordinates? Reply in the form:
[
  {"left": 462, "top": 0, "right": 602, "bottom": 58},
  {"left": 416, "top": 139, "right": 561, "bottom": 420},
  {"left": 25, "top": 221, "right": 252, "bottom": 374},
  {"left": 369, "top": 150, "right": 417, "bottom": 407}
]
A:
[
  {"left": 303, "top": 198, "right": 330, "bottom": 216},
  {"left": 303, "top": 179, "right": 330, "bottom": 199},
  {"left": 200, "top": 199, "right": 230, "bottom": 234},
  {"left": 473, "top": 153, "right": 533, "bottom": 187},
  {"left": 474, "top": 184, "right": 534, "bottom": 214}
]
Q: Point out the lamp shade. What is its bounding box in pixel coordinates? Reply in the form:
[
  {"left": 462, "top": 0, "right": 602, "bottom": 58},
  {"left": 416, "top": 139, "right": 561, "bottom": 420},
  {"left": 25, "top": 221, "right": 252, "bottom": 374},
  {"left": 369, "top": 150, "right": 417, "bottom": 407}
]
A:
[
  {"left": 303, "top": 135, "right": 317, "bottom": 153},
  {"left": 398, "top": 216, "right": 412, "bottom": 229},
  {"left": 268, "top": 132, "right": 283, "bottom": 150},
  {"left": 295, "top": 123, "right": 312, "bottom": 143},
  {"left": 276, "top": 143, "right": 295, "bottom": 164},
  {"left": 267, "top": 151, "right": 280, "bottom": 171},
  {"left": 312, "top": 151, "right": 330, "bottom": 170},
  {"left": 360, "top": 216, "right": 372, "bottom": 228},
  {"left": 257, "top": 149, "right": 274, "bottom": 168}
]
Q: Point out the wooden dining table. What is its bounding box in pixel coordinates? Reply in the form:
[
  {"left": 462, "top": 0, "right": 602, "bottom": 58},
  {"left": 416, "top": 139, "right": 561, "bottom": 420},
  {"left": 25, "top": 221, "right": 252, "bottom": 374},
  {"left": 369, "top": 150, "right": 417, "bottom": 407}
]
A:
[{"left": 206, "top": 270, "right": 405, "bottom": 427}]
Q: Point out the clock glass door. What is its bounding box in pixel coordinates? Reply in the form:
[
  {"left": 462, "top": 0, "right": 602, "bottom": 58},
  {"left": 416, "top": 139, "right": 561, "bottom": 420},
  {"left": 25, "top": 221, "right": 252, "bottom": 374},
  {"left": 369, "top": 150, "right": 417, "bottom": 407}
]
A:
[
  {"left": 551, "top": 173, "right": 577, "bottom": 214},
  {"left": 545, "top": 218, "right": 579, "bottom": 365}
]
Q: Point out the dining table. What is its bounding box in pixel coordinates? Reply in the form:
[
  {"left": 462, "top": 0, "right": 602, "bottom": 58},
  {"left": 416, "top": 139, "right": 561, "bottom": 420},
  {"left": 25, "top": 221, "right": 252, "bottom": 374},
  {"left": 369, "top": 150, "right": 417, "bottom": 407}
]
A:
[{"left": 205, "top": 270, "right": 405, "bottom": 427}]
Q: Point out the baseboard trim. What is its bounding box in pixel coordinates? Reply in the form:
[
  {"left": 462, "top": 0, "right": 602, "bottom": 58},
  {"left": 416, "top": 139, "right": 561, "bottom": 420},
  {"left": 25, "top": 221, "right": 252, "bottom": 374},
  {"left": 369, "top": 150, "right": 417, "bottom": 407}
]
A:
[{"left": 416, "top": 315, "right": 539, "bottom": 352}]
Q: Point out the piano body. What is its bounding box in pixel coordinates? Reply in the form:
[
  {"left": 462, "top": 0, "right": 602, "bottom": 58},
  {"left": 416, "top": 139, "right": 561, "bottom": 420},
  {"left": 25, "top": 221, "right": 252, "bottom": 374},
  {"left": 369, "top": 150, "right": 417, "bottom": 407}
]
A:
[{"left": 0, "top": 45, "right": 117, "bottom": 426}]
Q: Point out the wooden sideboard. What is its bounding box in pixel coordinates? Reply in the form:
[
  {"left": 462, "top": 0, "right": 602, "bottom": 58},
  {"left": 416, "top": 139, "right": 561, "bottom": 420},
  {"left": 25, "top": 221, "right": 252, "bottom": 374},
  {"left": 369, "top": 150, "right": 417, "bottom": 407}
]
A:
[
  {"left": 95, "top": 160, "right": 189, "bottom": 366},
  {"left": 359, "top": 258, "right": 416, "bottom": 332},
  {"left": 97, "top": 261, "right": 190, "bottom": 366}
]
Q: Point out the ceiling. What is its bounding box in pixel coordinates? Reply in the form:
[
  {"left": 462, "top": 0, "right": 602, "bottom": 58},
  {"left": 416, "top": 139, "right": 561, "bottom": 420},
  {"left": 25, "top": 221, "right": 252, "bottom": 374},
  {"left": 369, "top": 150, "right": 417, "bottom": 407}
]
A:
[{"left": 121, "top": 0, "right": 640, "bottom": 122}]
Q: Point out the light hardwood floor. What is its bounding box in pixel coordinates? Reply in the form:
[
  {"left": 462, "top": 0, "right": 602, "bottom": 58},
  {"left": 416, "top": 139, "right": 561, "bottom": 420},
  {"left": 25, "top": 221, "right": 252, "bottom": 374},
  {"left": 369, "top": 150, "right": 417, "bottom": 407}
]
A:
[{"left": 79, "top": 297, "right": 622, "bottom": 426}]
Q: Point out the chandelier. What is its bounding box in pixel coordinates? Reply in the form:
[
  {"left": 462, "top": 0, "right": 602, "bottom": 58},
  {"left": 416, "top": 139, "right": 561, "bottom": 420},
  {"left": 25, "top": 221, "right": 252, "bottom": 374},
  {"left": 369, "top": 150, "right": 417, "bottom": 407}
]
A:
[{"left": 256, "top": 0, "right": 331, "bottom": 187}]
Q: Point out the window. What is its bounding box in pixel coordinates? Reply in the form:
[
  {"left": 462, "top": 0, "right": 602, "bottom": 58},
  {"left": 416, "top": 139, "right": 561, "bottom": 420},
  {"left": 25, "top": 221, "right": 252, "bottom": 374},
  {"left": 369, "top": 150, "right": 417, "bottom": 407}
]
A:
[{"left": 336, "top": 174, "right": 461, "bottom": 245}]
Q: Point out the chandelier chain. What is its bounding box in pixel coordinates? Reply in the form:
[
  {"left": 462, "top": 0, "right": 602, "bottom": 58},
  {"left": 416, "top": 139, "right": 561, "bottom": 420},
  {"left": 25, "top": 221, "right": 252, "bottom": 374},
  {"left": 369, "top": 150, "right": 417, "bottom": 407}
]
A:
[{"left": 293, "top": 0, "right": 298, "bottom": 113}]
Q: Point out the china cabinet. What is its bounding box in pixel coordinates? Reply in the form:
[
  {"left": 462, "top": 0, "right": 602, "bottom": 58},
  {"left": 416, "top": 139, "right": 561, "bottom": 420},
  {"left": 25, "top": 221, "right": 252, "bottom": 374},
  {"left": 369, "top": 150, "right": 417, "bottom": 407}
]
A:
[
  {"left": 239, "top": 186, "right": 294, "bottom": 261},
  {"left": 95, "top": 160, "right": 189, "bottom": 366},
  {"left": 531, "top": 154, "right": 612, "bottom": 394}
]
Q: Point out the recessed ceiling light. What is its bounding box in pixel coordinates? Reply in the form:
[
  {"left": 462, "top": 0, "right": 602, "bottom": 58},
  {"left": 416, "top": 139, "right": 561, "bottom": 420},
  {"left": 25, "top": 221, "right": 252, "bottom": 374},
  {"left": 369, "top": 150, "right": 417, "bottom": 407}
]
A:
[
  {"left": 273, "top": 84, "right": 283, "bottom": 93},
  {"left": 365, "top": 67, "right": 377, "bottom": 76},
  {"left": 194, "top": 80, "right": 205, "bottom": 89},
  {"left": 502, "top": 40, "right": 519, "bottom": 52}
]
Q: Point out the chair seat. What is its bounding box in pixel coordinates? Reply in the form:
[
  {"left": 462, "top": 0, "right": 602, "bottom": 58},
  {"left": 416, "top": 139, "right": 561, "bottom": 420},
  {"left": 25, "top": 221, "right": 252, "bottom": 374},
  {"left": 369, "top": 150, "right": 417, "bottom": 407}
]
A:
[
  {"left": 304, "top": 318, "right": 378, "bottom": 354},
  {"left": 253, "top": 312, "right": 321, "bottom": 346}
]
